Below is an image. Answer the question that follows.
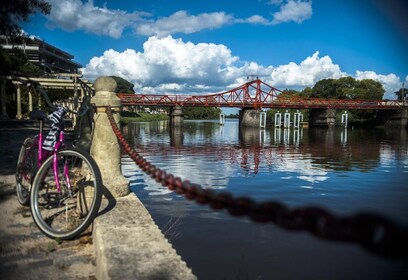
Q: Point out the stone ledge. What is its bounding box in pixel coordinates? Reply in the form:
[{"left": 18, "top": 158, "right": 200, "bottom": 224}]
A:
[{"left": 93, "top": 193, "right": 196, "bottom": 280}]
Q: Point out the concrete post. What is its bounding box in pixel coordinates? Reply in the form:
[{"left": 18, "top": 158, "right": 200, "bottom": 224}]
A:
[
  {"left": 170, "top": 106, "right": 184, "bottom": 127},
  {"left": 28, "top": 89, "right": 33, "bottom": 112},
  {"left": 16, "top": 83, "right": 22, "bottom": 119},
  {"left": 0, "top": 78, "right": 8, "bottom": 120},
  {"left": 90, "top": 76, "right": 129, "bottom": 198}
]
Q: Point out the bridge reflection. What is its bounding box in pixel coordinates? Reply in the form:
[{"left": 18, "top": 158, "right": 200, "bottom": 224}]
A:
[{"left": 121, "top": 121, "right": 406, "bottom": 175}]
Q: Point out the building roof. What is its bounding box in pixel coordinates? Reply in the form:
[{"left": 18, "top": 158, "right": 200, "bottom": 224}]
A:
[{"left": 1, "top": 35, "right": 82, "bottom": 73}]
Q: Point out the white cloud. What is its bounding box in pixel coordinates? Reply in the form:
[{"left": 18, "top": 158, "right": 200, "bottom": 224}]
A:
[
  {"left": 44, "top": 0, "right": 312, "bottom": 38},
  {"left": 45, "top": 0, "right": 146, "bottom": 38},
  {"left": 84, "top": 36, "right": 403, "bottom": 99},
  {"left": 272, "top": 0, "right": 313, "bottom": 24},
  {"left": 84, "top": 36, "right": 243, "bottom": 92},
  {"left": 355, "top": 71, "right": 401, "bottom": 99},
  {"left": 268, "top": 51, "right": 345, "bottom": 87},
  {"left": 136, "top": 11, "right": 234, "bottom": 37}
]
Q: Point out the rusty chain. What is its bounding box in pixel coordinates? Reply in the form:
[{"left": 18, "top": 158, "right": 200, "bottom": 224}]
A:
[{"left": 106, "top": 107, "right": 408, "bottom": 258}]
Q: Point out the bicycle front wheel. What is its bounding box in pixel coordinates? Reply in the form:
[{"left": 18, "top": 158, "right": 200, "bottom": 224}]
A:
[
  {"left": 16, "top": 137, "right": 38, "bottom": 206},
  {"left": 30, "top": 148, "right": 103, "bottom": 240}
]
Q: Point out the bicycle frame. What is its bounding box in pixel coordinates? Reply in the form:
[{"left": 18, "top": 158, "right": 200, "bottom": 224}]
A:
[{"left": 23, "top": 119, "right": 70, "bottom": 193}]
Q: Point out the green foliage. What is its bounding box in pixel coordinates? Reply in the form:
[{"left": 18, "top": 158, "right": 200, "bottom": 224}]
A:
[
  {"left": 120, "top": 111, "right": 168, "bottom": 123},
  {"left": 183, "top": 107, "right": 222, "bottom": 119},
  {"left": 308, "top": 76, "right": 384, "bottom": 100},
  {"left": 110, "top": 76, "right": 135, "bottom": 93},
  {"left": 1, "top": 0, "right": 51, "bottom": 75},
  {"left": 394, "top": 87, "right": 408, "bottom": 101},
  {"left": 0, "top": 0, "right": 51, "bottom": 39}
]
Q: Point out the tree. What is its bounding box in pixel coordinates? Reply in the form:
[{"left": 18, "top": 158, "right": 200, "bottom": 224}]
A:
[
  {"left": 1, "top": 0, "right": 51, "bottom": 75},
  {"left": 395, "top": 87, "right": 408, "bottom": 101},
  {"left": 110, "top": 76, "right": 135, "bottom": 93},
  {"left": 310, "top": 76, "right": 384, "bottom": 100},
  {"left": 0, "top": 0, "right": 51, "bottom": 39},
  {"left": 183, "top": 107, "right": 222, "bottom": 119}
]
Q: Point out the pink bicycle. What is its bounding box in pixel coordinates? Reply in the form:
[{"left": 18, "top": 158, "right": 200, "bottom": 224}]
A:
[{"left": 15, "top": 87, "right": 102, "bottom": 240}]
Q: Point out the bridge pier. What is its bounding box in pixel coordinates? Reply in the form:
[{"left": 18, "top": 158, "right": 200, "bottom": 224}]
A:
[
  {"left": 309, "top": 108, "right": 336, "bottom": 127},
  {"left": 239, "top": 108, "right": 265, "bottom": 127},
  {"left": 170, "top": 106, "right": 184, "bottom": 127},
  {"left": 376, "top": 108, "right": 408, "bottom": 128}
]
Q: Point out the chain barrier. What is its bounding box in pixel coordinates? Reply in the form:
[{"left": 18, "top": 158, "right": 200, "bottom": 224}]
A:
[{"left": 106, "top": 107, "right": 408, "bottom": 259}]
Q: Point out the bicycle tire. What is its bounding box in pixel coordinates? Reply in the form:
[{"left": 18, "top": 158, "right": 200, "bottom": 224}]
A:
[
  {"left": 16, "top": 137, "right": 38, "bottom": 206},
  {"left": 30, "top": 148, "right": 103, "bottom": 240}
]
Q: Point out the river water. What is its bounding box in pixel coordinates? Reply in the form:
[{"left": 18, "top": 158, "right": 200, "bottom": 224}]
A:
[{"left": 121, "top": 119, "right": 408, "bottom": 280}]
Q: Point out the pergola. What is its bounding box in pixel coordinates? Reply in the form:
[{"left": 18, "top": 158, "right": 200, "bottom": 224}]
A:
[{"left": 0, "top": 73, "right": 93, "bottom": 120}]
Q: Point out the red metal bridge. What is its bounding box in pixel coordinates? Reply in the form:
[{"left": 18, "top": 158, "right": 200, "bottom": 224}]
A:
[{"left": 117, "top": 79, "right": 404, "bottom": 110}]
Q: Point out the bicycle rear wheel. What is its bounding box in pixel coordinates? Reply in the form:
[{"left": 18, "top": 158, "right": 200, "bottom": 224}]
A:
[
  {"left": 16, "top": 137, "right": 38, "bottom": 206},
  {"left": 30, "top": 148, "right": 103, "bottom": 240}
]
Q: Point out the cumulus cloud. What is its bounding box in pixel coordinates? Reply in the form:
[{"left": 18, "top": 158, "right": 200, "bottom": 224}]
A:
[
  {"left": 84, "top": 36, "right": 243, "bottom": 92},
  {"left": 271, "top": 0, "right": 313, "bottom": 24},
  {"left": 45, "top": 0, "right": 147, "bottom": 38},
  {"left": 136, "top": 11, "right": 234, "bottom": 37},
  {"left": 268, "top": 51, "right": 345, "bottom": 86},
  {"left": 44, "top": 0, "right": 312, "bottom": 38},
  {"left": 83, "top": 36, "right": 403, "bottom": 99}
]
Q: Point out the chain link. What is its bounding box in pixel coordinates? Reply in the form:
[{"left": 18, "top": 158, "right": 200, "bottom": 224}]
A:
[{"left": 106, "top": 107, "right": 408, "bottom": 258}]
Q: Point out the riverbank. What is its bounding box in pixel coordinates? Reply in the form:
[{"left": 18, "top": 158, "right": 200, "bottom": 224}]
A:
[{"left": 120, "top": 111, "right": 168, "bottom": 124}]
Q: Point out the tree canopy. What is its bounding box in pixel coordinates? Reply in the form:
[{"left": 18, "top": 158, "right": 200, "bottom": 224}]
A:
[
  {"left": 308, "top": 77, "right": 385, "bottom": 100},
  {"left": 394, "top": 87, "right": 408, "bottom": 101},
  {"left": 110, "top": 76, "right": 135, "bottom": 94},
  {"left": 0, "top": 0, "right": 51, "bottom": 39},
  {"left": 1, "top": 0, "right": 51, "bottom": 75},
  {"left": 183, "top": 107, "right": 222, "bottom": 119}
]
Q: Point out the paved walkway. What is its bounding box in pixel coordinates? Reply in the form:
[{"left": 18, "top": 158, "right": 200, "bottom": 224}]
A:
[
  {"left": 0, "top": 127, "right": 96, "bottom": 279},
  {"left": 0, "top": 123, "right": 196, "bottom": 280}
]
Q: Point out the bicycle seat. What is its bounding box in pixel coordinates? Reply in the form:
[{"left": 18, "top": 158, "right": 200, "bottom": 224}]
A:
[{"left": 29, "top": 109, "right": 47, "bottom": 121}]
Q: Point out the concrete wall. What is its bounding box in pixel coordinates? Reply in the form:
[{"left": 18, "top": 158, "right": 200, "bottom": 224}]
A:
[
  {"left": 309, "top": 108, "right": 336, "bottom": 127},
  {"left": 376, "top": 108, "right": 408, "bottom": 128},
  {"left": 239, "top": 109, "right": 262, "bottom": 127}
]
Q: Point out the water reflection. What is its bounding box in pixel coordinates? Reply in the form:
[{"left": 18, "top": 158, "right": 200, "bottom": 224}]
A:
[
  {"left": 170, "top": 126, "right": 183, "bottom": 147},
  {"left": 122, "top": 121, "right": 408, "bottom": 179},
  {"left": 121, "top": 120, "right": 408, "bottom": 279}
]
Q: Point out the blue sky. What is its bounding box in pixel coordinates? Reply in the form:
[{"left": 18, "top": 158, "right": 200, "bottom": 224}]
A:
[{"left": 22, "top": 0, "right": 408, "bottom": 99}]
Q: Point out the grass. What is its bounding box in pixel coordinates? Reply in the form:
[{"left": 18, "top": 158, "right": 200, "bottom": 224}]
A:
[{"left": 120, "top": 111, "right": 168, "bottom": 124}]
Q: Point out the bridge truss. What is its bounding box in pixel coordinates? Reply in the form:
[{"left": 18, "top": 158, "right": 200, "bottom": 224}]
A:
[{"left": 117, "top": 79, "right": 404, "bottom": 110}]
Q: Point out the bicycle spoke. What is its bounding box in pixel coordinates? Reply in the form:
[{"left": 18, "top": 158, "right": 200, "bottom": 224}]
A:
[{"left": 30, "top": 149, "right": 102, "bottom": 240}]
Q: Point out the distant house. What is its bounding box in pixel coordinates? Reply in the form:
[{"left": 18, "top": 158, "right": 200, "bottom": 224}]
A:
[{"left": 0, "top": 35, "right": 82, "bottom": 74}]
